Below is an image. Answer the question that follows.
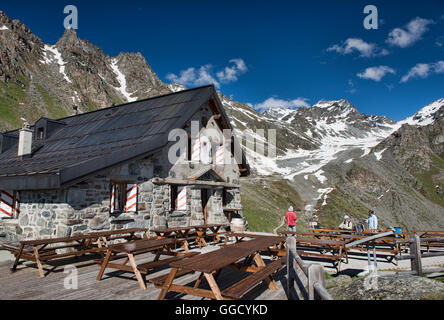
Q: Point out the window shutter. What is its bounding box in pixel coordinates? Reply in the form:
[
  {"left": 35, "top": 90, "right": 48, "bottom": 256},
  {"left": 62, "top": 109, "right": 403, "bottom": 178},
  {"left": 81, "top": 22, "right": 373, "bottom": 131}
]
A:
[
  {"left": 0, "top": 190, "right": 14, "bottom": 218},
  {"left": 125, "top": 184, "right": 138, "bottom": 212},
  {"left": 14, "top": 191, "right": 20, "bottom": 218},
  {"left": 110, "top": 185, "right": 116, "bottom": 213},
  {"left": 191, "top": 138, "right": 200, "bottom": 162},
  {"left": 200, "top": 136, "right": 211, "bottom": 164},
  {"left": 176, "top": 186, "right": 187, "bottom": 211},
  {"left": 215, "top": 144, "right": 224, "bottom": 165}
]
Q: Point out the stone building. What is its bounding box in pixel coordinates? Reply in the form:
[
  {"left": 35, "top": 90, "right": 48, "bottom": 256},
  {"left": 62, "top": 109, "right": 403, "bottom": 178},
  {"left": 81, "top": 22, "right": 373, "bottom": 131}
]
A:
[{"left": 0, "top": 85, "right": 250, "bottom": 241}]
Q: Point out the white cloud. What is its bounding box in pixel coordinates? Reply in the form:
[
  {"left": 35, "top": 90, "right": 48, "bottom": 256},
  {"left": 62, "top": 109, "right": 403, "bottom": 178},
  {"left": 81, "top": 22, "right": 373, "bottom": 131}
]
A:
[
  {"left": 327, "top": 38, "right": 389, "bottom": 58},
  {"left": 386, "top": 17, "right": 434, "bottom": 48},
  {"left": 255, "top": 96, "right": 310, "bottom": 111},
  {"left": 166, "top": 59, "right": 247, "bottom": 89},
  {"left": 357, "top": 66, "right": 396, "bottom": 82},
  {"left": 166, "top": 65, "right": 220, "bottom": 88},
  {"left": 216, "top": 58, "right": 248, "bottom": 83},
  {"left": 400, "top": 60, "right": 444, "bottom": 83}
]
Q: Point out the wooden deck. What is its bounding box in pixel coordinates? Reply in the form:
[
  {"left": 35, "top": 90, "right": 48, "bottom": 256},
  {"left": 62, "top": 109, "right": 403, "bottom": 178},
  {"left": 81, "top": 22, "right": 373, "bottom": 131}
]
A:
[{"left": 0, "top": 245, "right": 288, "bottom": 300}]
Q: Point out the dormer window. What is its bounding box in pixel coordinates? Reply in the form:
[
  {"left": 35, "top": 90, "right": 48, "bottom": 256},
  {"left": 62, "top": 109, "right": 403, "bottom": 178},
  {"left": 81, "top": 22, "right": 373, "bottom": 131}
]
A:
[{"left": 37, "top": 128, "right": 44, "bottom": 140}]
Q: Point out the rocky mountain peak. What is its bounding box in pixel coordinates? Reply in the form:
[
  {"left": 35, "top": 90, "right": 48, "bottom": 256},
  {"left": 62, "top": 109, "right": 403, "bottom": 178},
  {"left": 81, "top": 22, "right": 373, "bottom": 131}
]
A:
[
  {"left": 56, "top": 28, "right": 81, "bottom": 48},
  {"left": 400, "top": 98, "right": 444, "bottom": 127}
]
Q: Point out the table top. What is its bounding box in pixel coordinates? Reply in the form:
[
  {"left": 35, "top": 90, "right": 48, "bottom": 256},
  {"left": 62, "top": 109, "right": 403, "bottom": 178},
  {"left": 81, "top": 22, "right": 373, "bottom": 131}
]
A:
[
  {"left": 170, "top": 236, "right": 283, "bottom": 273},
  {"left": 107, "top": 238, "right": 175, "bottom": 254}
]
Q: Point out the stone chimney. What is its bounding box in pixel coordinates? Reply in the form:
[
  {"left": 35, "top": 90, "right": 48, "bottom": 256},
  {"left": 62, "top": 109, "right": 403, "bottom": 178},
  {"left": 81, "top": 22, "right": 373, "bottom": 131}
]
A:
[{"left": 18, "top": 125, "right": 33, "bottom": 157}]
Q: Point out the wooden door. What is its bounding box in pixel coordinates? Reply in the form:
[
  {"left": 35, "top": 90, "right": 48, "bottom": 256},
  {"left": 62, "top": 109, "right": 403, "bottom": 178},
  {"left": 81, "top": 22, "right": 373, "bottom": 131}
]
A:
[{"left": 201, "top": 188, "right": 209, "bottom": 224}]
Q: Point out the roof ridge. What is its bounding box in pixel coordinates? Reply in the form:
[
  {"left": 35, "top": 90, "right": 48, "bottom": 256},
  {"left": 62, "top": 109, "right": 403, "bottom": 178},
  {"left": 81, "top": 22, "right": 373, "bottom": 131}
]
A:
[{"left": 53, "top": 84, "right": 215, "bottom": 122}]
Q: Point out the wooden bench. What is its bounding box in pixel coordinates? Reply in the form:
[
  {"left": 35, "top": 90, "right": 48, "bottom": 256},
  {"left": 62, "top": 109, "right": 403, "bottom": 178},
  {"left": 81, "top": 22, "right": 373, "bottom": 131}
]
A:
[{"left": 221, "top": 257, "right": 285, "bottom": 300}]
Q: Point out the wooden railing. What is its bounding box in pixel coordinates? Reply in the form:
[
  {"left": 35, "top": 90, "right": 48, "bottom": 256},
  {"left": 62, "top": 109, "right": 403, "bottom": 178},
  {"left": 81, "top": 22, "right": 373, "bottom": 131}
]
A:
[
  {"left": 286, "top": 236, "right": 333, "bottom": 300},
  {"left": 395, "top": 234, "right": 444, "bottom": 276}
]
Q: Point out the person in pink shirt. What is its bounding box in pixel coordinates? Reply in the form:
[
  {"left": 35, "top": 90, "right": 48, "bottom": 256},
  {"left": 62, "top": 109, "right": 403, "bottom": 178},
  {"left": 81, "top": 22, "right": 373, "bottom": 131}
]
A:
[{"left": 286, "top": 206, "right": 297, "bottom": 232}]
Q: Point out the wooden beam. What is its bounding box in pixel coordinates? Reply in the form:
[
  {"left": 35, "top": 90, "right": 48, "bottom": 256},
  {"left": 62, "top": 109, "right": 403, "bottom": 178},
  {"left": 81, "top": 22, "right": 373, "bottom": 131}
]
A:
[{"left": 152, "top": 177, "right": 239, "bottom": 188}]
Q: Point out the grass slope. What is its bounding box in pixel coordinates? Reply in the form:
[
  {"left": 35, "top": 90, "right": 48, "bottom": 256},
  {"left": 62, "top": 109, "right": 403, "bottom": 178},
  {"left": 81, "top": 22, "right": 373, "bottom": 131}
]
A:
[{"left": 240, "top": 179, "right": 303, "bottom": 233}]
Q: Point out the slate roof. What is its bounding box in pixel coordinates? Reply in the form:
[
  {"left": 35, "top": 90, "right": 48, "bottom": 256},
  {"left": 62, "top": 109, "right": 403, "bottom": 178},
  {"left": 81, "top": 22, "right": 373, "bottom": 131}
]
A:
[{"left": 0, "top": 85, "right": 249, "bottom": 190}]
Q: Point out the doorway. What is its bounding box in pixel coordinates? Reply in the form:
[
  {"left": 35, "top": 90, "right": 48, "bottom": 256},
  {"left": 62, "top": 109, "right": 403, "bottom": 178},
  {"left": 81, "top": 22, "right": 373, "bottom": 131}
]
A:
[{"left": 201, "top": 188, "right": 211, "bottom": 224}]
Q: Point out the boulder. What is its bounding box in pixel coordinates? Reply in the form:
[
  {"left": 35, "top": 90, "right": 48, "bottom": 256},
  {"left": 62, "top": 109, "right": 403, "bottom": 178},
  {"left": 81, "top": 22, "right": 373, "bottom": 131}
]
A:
[{"left": 328, "top": 273, "right": 444, "bottom": 300}]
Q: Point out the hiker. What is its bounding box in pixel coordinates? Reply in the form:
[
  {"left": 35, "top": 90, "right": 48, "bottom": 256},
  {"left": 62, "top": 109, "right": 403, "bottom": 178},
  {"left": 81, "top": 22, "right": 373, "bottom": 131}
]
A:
[
  {"left": 244, "top": 219, "right": 249, "bottom": 231},
  {"left": 286, "top": 206, "right": 297, "bottom": 232},
  {"left": 366, "top": 210, "right": 378, "bottom": 231},
  {"left": 339, "top": 215, "right": 353, "bottom": 229}
]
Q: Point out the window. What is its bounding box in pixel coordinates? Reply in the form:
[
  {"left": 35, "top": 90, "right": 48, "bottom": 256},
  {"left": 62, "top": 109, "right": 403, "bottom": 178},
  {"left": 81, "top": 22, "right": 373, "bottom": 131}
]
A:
[
  {"left": 110, "top": 182, "right": 137, "bottom": 213},
  {"left": 37, "top": 128, "right": 44, "bottom": 139},
  {"left": 170, "top": 185, "right": 187, "bottom": 211},
  {"left": 0, "top": 190, "right": 20, "bottom": 218}
]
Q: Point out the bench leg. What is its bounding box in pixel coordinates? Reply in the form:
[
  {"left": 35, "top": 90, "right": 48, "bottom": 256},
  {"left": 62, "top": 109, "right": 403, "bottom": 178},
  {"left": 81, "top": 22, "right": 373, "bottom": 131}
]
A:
[
  {"left": 204, "top": 273, "right": 224, "bottom": 300},
  {"left": 253, "top": 253, "right": 277, "bottom": 290},
  {"left": 127, "top": 253, "right": 146, "bottom": 290},
  {"left": 33, "top": 247, "right": 45, "bottom": 278},
  {"left": 194, "top": 272, "right": 204, "bottom": 289},
  {"left": 157, "top": 268, "right": 178, "bottom": 300},
  {"left": 12, "top": 243, "right": 24, "bottom": 271},
  {"left": 96, "top": 250, "right": 112, "bottom": 281}
]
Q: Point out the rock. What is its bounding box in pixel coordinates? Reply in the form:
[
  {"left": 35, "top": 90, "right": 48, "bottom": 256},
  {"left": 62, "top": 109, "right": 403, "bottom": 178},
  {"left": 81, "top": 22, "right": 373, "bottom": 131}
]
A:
[
  {"left": 89, "top": 216, "right": 109, "bottom": 230},
  {"left": 325, "top": 274, "right": 353, "bottom": 289},
  {"left": 328, "top": 274, "right": 444, "bottom": 300}
]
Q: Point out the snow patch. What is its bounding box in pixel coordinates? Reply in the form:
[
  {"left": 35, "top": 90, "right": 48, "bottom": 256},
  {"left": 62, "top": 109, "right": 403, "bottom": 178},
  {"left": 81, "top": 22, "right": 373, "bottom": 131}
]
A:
[
  {"left": 314, "top": 170, "right": 327, "bottom": 184},
  {"left": 111, "top": 58, "right": 137, "bottom": 102},
  {"left": 0, "top": 26, "right": 9, "bottom": 30},
  {"left": 374, "top": 148, "right": 387, "bottom": 161},
  {"left": 400, "top": 99, "right": 444, "bottom": 127},
  {"left": 40, "top": 45, "right": 72, "bottom": 83}
]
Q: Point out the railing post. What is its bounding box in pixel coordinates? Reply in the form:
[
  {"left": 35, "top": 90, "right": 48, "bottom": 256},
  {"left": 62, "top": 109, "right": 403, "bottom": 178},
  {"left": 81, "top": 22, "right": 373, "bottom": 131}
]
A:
[
  {"left": 410, "top": 234, "right": 422, "bottom": 276},
  {"left": 287, "top": 236, "right": 296, "bottom": 300},
  {"left": 308, "top": 264, "right": 325, "bottom": 300}
]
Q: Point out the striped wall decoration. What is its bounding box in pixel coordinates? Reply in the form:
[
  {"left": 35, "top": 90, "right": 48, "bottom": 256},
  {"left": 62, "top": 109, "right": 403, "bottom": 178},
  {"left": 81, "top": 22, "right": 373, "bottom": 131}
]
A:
[
  {"left": 215, "top": 144, "right": 225, "bottom": 165},
  {"left": 191, "top": 138, "right": 200, "bottom": 162},
  {"left": 110, "top": 185, "right": 116, "bottom": 213},
  {"left": 0, "top": 190, "right": 14, "bottom": 218},
  {"left": 125, "top": 184, "right": 138, "bottom": 212},
  {"left": 177, "top": 186, "right": 187, "bottom": 211}
]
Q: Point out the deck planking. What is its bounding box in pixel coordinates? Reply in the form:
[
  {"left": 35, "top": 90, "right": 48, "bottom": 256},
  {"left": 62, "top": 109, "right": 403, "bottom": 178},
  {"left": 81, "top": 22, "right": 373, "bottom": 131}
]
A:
[{"left": 0, "top": 246, "right": 288, "bottom": 300}]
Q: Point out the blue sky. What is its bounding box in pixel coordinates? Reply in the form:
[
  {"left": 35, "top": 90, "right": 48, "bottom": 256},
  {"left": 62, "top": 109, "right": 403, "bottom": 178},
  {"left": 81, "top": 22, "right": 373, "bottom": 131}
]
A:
[{"left": 1, "top": 0, "right": 444, "bottom": 120}]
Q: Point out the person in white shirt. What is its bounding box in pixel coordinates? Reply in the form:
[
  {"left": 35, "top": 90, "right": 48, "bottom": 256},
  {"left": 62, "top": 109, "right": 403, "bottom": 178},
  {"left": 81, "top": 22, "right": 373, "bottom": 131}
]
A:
[
  {"left": 366, "top": 210, "right": 378, "bottom": 231},
  {"left": 339, "top": 215, "right": 353, "bottom": 229}
]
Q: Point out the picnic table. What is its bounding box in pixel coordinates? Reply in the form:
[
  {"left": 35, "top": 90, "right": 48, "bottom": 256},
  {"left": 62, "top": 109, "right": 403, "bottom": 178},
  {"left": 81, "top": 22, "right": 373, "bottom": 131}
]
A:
[
  {"left": 96, "top": 237, "right": 199, "bottom": 290},
  {"left": 1, "top": 228, "right": 148, "bottom": 278},
  {"left": 151, "top": 226, "right": 196, "bottom": 252},
  {"left": 290, "top": 231, "right": 403, "bottom": 264},
  {"left": 280, "top": 231, "right": 348, "bottom": 271},
  {"left": 193, "top": 224, "right": 229, "bottom": 247},
  {"left": 150, "top": 236, "right": 285, "bottom": 300}
]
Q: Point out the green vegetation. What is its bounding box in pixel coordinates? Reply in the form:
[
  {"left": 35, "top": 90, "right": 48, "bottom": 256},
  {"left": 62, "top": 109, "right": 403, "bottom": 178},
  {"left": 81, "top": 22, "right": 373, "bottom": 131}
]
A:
[
  {"left": 0, "top": 78, "right": 28, "bottom": 129},
  {"left": 35, "top": 84, "right": 69, "bottom": 119},
  {"left": 241, "top": 179, "right": 303, "bottom": 233},
  {"left": 413, "top": 153, "right": 444, "bottom": 207}
]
